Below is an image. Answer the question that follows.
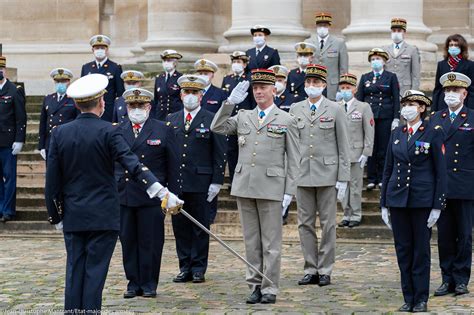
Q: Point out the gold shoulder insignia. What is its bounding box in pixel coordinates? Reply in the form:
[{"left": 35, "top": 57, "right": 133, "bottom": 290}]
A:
[
  {"left": 166, "top": 121, "right": 171, "bottom": 126},
  {"left": 16, "top": 85, "right": 22, "bottom": 89}
]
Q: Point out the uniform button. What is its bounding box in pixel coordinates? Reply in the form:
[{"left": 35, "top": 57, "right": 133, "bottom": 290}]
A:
[
  {"left": 50, "top": 114, "right": 53, "bottom": 117},
  {"left": 310, "top": 134, "right": 314, "bottom": 137},
  {"left": 454, "top": 168, "right": 457, "bottom": 172},
  {"left": 379, "top": 92, "right": 382, "bottom": 94},
  {"left": 397, "top": 184, "right": 400, "bottom": 187},
  {"left": 125, "top": 170, "right": 128, "bottom": 174},
  {"left": 407, "top": 177, "right": 410, "bottom": 180},
  {"left": 408, "top": 163, "right": 411, "bottom": 166},
  {"left": 407, "top": 170, "right": 411, "bottom": 173},
  {"left": 379, "top": 103, "right": 382, "bottom": 106},
  {"left": 397, "top": 163, "right": 400, "bottom": 166},
  {"left": 257, "top": 131, "right": 260, "bottom": 135},
  {"left": 397, "top": 170, "right": 400, "bottom": 173},
  {"left": 406, "top": 183, "right": 409, "bottom": 187},
  {"left": 141, "top": 155, "right": 145, "bottom": 158},
  {"left": 397, "top": 177, "right": 400, "bottom": 180},
  {"left": 142, "top": 179, "right": 148, "bottom": 184},
  {"left": 182, "top": 154, "right": 186, "bottom": 157},
  {"left": 454, "top": 160, "right": 458, "bottom": 163},
  {"left": 310, "top": 124, "right": 314, "bottom": 127},
  {"left": 251, "top": 163, "right": 255, "bottom": 167},
  {"left": 310, "top": 155, "right": 313, "bottom": 158},
  {"left": 185, "top": 135, "right": 188, "bottom": 138},
  {"left": 456, "top": 144, "right": 459, "bottom": 147},
  {"left": 379, "top": 97, "right": 382, "bottom": 100},
  {"left": 255, "top": 141, "right": 258, "bottom": 145},
  {"left": 455, "top": 151, "right": 458, "bottom": 155},
  {"left": 252, "top": 152, "right": 256, "bottom": 156},
  {"left": 184, "top": 144, "right": 187, "bottom": 147},
  {"left": 309, "top": 145, "right": 313, "bottom": 148},
  {"left": 125, "top": 178, "right": 129, "bottom": 182},
  {"left": 182, "top": 164, "right": 185, "bottom": 167}
]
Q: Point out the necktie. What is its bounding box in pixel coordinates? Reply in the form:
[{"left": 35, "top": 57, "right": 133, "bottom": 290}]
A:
[
  {"left": 58, "top": 95, "right": 63, "bottom": 102},
  {"left": 395, "top": 44, "right": 400, "bottom": 49},
  {"left": 133, "top": 124, "right": 141, "bottom": 138},
  {"left": 185, "top": 113, "right": 192, "bottom": 131},
  {"left": 344, "top": 103, "right": 347, "bottom": 112},
  {"left": 258, "top": 111, "right": 265, "bottom": 125},
  {"left": 450, "top": 112, "right": 457, "bottom": 123},
  {"left": 256, "top": 49, "right": 260, "bottom": 56},
  {"left": 166, "top": 73, "right": 170, "bottom": 82},
  {"left": 97, "top": 63, "right": 101, "bottom": 70},
  {"left": 408, "top": 127, "right": 413, "bottom": 141},
  {"left": 320, "top": 39, "right": 324, "bottom": 50},
  {"left": 310, "top": 104, "right": 317, "bottom": 115}
]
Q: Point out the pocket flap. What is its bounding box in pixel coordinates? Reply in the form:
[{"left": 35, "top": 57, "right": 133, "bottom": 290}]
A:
[
  {"left": 196, "top": 167, "right": 213, "bottom": 175},
  {"left": 235, "top": 163, "right": 242, "bottom": 173},
  {"left": 238, "top": 128, "right": 251, "bottom": 135},
  {"left": 323, "top": 156, "right": 337, "bottom": 165},
  {"left": 266, "top": 167, "right": 284, "bottom": 177}
]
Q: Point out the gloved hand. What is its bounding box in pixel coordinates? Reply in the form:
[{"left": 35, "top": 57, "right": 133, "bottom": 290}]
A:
[
  {"left": 427, "top": 209, "right": 441, "bottom": 228},
  {"left": 40, "top": 149, "right": 47, "bottom": 160},
  {"left": 55, "top": 221, "right": 63, "bottom": 231},
  {"left": 227, "top": 81, "right": 250, "bottom": 105},
  {"left": 391, "top": 118, "right": 400, "bottom": 131},
  {"left": 358, "top": 155, "right": 368, "bottom": 168},
  {"left": 11, "top": 142, "right": 23, "bottom": 155},
  {"left": 281, "top": 194, "right": 293, "bottom": 216},
  {"left": 335, "top": 181, "right": 348, "bottom": 202},
  {"left": 165, "top": 192, "right": 184, "bottom": 210},
  {"left": 381, "top": 207, "right": 392, "bottom": 229},
  {"left": 207, "top": 183, "right": 222, "bottom": 202}
]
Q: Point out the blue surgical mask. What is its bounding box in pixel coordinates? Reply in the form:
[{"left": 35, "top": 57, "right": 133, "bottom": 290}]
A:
[
  {"left": 341, "top": 90, "right": 353, "bottom": 102},
  {"left": 55, "top": 82, "right": 67, "bottom": 94},
  {"left": 448, "top": 47, "right": 461, "bottom": 57},
  {"left": 371, "top": 60, "right": 384, "bottom": 71},
  {"left": 335, "top": 91, "right": 343, "bottom": 102}
]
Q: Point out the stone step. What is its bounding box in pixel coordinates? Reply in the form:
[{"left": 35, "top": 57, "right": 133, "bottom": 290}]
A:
[
  {"left": 26, "top": 96, "right": 45, "bottom": 104},
  {"left": 27, "top": 113, "right": 41, "bottom": 121},
  {"left": 17, "top": 161, "right": 45, "bottom": 173},
  {"left": 26, "top": 103, "right": 43, "bottom": 113},
  {"left": 27, "top": 122, "right": 39, "bottom": 134},
  {"left": 17, "top": 152, "right": 43, "bottom": 162}
]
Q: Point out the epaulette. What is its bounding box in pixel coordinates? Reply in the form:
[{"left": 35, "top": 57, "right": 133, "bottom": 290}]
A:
[{"left": 16, "top": 85, "right": 22, "bottom": 89}]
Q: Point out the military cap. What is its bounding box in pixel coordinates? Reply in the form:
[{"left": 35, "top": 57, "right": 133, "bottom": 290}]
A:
[
  {"left": 339, "top": 73, "right": 358, "bottom": 86},
  {"left": 230, "top": 51, "right": 249, "bottom": 62},
  {"left": 401, "top": 90, "right": 432, "bottom": 107},
  {"left": 368, "top": 48, "right": 389, "bottom": 62},
  {"left": 315, "top": 12, "right": 332, "bottom": 25},
  {"left": 294, "top": 42, "right": 317, "bottom": 54},
  {"left": 123, "top": 88, "right": 154, "bottom": 104},
  {"left": 440, "top": 71, "right": 472, "bottom": 89},
  {"left": 194, "top": 59, "right": 218, "bottom": 73},
  {"left": 67, "top": 73, "right": 108, "bottom": 103},
  {"left": 0, "top": 56, "right": 5, "bottom": 68},
  {"left": 305, "top": 64, "right": 328, "bottom": 82},
  {"left": 177, "top": 74, "right": 207, "bottom": 91},
  {"left": 268, "top": 65, "right": 289, "bottom": 79},
  {"left": 391, "top": 18, "right": 407, "bottom": 30},
  {"left": 120, "top": 70, "right": 145, "bottom": 82},
  {"left": 89, "top": 34, "right": 111, "bottom": 47},
  {"left": 160, "top": 49, "right": 183, "bottom": 60},
  {"left": 250, "top": 25, "right": 271, "bottom": 35},
  {"left": 50, "top": 68, "right": 73, "bottom": 81},
  {"left": 251, "top": 69, "right": 276, "bottom": 85}
]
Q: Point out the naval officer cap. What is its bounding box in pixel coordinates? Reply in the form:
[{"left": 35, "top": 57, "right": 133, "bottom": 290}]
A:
[
  {"left": 50, "top": 68, "right": 73, "bottom": 81},
  {"left": 268, "top": 65, "right": 289, "bottom": 79},
  {"left": 67, "top": 73, "right": 108, "bottom": 103},
  {"left": 123, "top": 88, "right": 154, "bottom": 104},
  {"left": 160, "top": 49, "right": 183, "bottom": 60},
  {"left": 120, "top": 70, "right": 145, "bottom": 82},
  {"left": 294, "top": 42, "right": 317, "bottom": 54},
  {"left": 230, "top": 51, "right": 249, "bottom": 62},
  {"left": 401, "top": 90, "right": 432, "bottom": 107},
  {"left": 177, "top": 74, "right": 207, "bottom": 91},
  {"left": 250, "top": 25, "right": 271, "bottom": 36},
  {"left": 440, "top": 71, "right": 472, "bottom": 89},
  {"left": 89, "top": 34, "right": 111, "bottom": 47},
  {"left": 194, "top": 59, "right": 218, "bottom": 73}
]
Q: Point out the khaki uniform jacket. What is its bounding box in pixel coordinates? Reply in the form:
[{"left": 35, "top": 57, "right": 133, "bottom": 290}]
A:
[
  {"left": 383, "top": 42, "right": 421, "bottom": 96},
  {"left": 343, "top": 99, "right": 375, "bottom": 162}
]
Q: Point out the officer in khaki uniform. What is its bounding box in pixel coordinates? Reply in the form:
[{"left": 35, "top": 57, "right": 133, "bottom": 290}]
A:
[
  {"left": 382, "top": 18, "right": 421, "bottom": 96},
  {"left": 336, "top": 73, "right": 374, "bottom": 228},
  {"left": 289, "top": 64, "right": 350, "bottom": 287},
  {"left": 211, "top": 69, "right": 300, "bottom": 304}
]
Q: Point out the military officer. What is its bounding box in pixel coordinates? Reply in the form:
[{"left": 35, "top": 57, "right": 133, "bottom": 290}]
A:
[
  {"left": 311, "top": 12, "right": 349, "bottom": 100},
  {"left": 45, "top": 73, "right": 182, "bottom": 312},
  {"left": 289, "top": 64, "right": 350, "bottom": 287},
  {"left": 166, "top": 75, "right": 227, "bottom": 283},
  {"left": 38, "top": 68, "right": 78, "bottom": 161},
  {"left": 116, "top": 87, "right": 179, "bottom": 299},
  {"left": 430, "top": 72, "right": 474, "bottom": 297},
  {"left": 246, "top": 25, "right": 281, "bottom": 70},
  {"left": 154, "top": 49, "right": 184, "bottom": 120},
  {"left": 337, "top": 73, "right": 374, "bottom": 228},
  {"left": 269, "top": 65, "right": 303, "bottom": 112},
  {"left": 211, "top": 69, "right": 300, "bottom": 304},
  {"left": 288, "top": 42, "right": 317, "bottom": 100},
  {"left": 0, "top": 56, "right": 26, "bottom": 223},
  {"left": 112, "top": 70, "right": 145, "bottom": 124},
  {"left": 382, "top": 18, "right": 421, "bottom": 96},
  {"left": 357, "top": 48, "right": 400, "bottom": 190},
  {"left": 81, "top": 35, "right": 124, "bottom": 122},
  {"left": 194, "top": 59, "right": 228, "bottom": 114}
]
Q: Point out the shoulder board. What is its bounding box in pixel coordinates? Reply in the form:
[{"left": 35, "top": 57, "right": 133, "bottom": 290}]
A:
[
  {"left": 112, "top": 123, "right": 119, "bottom": 126},
  {"left": 166, "top": 121, "right": 171, "bottom": 126},
  {"left": 17, "top": 85, "right": 22, "bottom": 89},
  {"left": 434, "top": 125, "right": 442, "bottom": 130},
  {"left": 431, "top": 111, "right": 436, "bottom": 115}
]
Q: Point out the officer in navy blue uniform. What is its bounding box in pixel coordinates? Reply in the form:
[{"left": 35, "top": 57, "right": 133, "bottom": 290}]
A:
[
  {"left": 38, "top": 68, "right": 78, "bottom": 161},
  {"left": 287, "top": 42, "right": 317, "bottom": 100},
  {"left": 357, "top": 48, "right": 400, "bottom": 190},
  {"left": 154, "top": 49, "right": 184, "bottom": 120},
  {"left": 0, "top": 56, "right": 26, "bottom": 223},
  {"left": 194, "top": 59, "right": 228, "bottom": 114},
  {"left": 430, "top": 72, "right": 474, "bottom": 297},
  {"left": 380, "top": 90, "right": 447, "bottom": 313},
  {"left": 112, "top": 70, "right": 145, "bottom": 124},
  {"left": 246, "top": 25, "right": 281, "bottom": 70},
  {"left": 166, "top": 75, "right": 227, "bottom": 283},
  {"left": 80, "top": 35, "right": 124, "bottom": 122},
  {"left": 45, "top": 74, "right": 182, "bottom": 313},
  {"left": 269, "top": 65, "right": 303, "bottom": 112},
  {"left": 115, "top": 88, "right": 180, "bottom": 299}
]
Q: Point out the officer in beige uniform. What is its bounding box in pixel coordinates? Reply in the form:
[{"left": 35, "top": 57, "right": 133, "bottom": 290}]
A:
[
  {"left": 382, "top": 18, "right": 421, "bottom": 96},
  {"left": 337, "top": 73, "right": 374, "bottom": 228},
  {"left": 211, "top": 69, "right": 300, "bottom": 304},
  {"left": 289, "top": 64, "right": 350, "bottom": 287}
]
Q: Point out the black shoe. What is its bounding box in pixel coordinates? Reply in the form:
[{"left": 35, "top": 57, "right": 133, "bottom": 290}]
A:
[
  {"left": 412, "top": 301, "right": 427, "bottom": 312},
  {"left": 123, "top": 290, "right": 138, "bottom": 299},
  {"left": 455, "top": 283, "right": 469, "bottom": 295},
  {"left": 338, "top": 220, "right": 349, "bottom": 227},
  {"left": 348, "top": 221, "right": 360, "bottom": 228},
  {"left": 434, "top": 282, "right": 454, "bottom": 296},
  {"left": 298, "top": 274, "right": 319, "bottom": 285},
  {"left": 282, "top": 217, "right": 288, "bottom": 226},
  {"left": 173, "top": 271, "right": 193, "bottom": 283},
  {"left": 246, "top": 287, "right": 262, "bottom": 304},
  {"left": 261, "top": 294, "right": 276, "bottom": 304},
  {"left": 398, "top": 303, "right": 413, "bottom": 312},
  {"left": 318, "top": 274, "right": 331, "bottom": 286},
  {"left": 192, "top": 272, "right": 205, "bottom": 283},
  {"left": 1, "top": 215, "right": 13, "bottom": 222},
  {"left": 142, "top": 290, "right": 157, "bottom": 298}
]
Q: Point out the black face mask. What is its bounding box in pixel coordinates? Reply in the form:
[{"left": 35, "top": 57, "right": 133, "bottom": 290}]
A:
[{"left": 0, "top": 72, "right": 4, "bottom": 81}]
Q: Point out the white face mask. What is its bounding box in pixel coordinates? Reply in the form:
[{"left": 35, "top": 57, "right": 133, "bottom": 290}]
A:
[
  {"left": 317, "top": 27, "right": 329, "bottom": 38},
  {"left": 253, "top": 36, "right": 266, "bottom": 47},
  {"left": 124, "top": 84, "right": 138, "bottom": 91},
  {"left": 275, "top": 81, "right": 286, "bottom": 94},
  {"left": 401, "top": 105, "right": 419, "bottom": 122},
  {"left": 162, "top": 61, "right": 175, "bottom": 72},
  {"left": 198, "top": 75, "right": 210, "bottom": 86},
  {"left": 232, "top": 63, "right": 244, "bottom": 74},
  {"left": 183, "top": 93, "right": 200, "bottom": 110},
  {"left": 297, "top": 56, "right": 310, "bottom": 67},
  {"left": 444, "top": 91, "right": 462, "bottom": 108},
  {"left": 305, "top": 86, "right": 324, "bottom": 98},
  {"left": 391, "top": 32, "right": 404, "bottom": 44},
  {"left": 94, "top": 49, "right": 106, "bottom": 60},
  {"left": 128, "top": 108, "right": 149, "bottom": 124}
]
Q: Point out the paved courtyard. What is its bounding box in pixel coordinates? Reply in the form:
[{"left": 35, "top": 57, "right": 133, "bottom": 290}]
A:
[{"left": 0, "top": 236, "right": 473, "bottom": 314}]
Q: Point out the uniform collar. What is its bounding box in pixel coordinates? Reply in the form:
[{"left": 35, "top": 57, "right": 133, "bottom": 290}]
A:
[
  {"left": 318, "top": 35, "right": 330, "bottom": 44},
  {"left": 373, "top": 69, "right": 384, "bottom": 77},
  {"left": 0, "top": 79, "right": 7, "bottom": 90},
  {"left": 256, "top": 44, "right": 266, "bottom": 52},
  {"left": 96, "top": 57, "right": 108, "bottom": 68},
  {"left": 449, "top": 105, "right": 464, "bottom": 116},
  {"left": 407, "top": 120, "right": 423, "bottom": 135},
  {"left": 344, "top": 97, "right": 355, "bottom": 111},
  {"left": 166, "top": 69, "right": 176, "bottom": 76},
  {"left": 308, "top": 96, "right": 324, "bottom": 109},
  {"left": 184, "top": 106, "right": 201, "bottom": 122},
  {"left": 393, "top": 41, "right": 404, "bottom": 49},
  {"left": 257, "top": 104, "right": 275, "bottom": 119}
]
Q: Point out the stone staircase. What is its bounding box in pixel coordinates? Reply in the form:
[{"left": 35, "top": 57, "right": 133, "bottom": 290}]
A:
[{"left": 0, "top": 95, "right": 395, "bottom": 241}]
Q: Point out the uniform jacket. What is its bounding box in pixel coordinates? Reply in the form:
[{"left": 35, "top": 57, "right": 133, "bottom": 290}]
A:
[
  {"left": 246, "top": 46, "right": 281, "bottom": 70},
  {"left": 201, "top": 85, "right": 227, "bottom": 114},
  {"left": 383, "top": 42, "right": 421, "bottom": 96},
  {"left": 287, "top": 68, "right": 307, "bottom": 99},
  {"left": 275, "top": 88, "right": 304, "bottom": 112},
  {"left": 221, "top": 72, "right": 255, "bottom": 113},
  {"left": 112, "top": 96, "right": 128, "bottom": 124},
  {"left": 154, "top": 70, "right": 183, "bottom": 120},
  {"left": 0, "top": 79, "right": 26, "bottom": 147}
]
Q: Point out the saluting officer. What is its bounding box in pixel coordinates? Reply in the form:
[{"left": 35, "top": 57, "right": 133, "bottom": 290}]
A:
[
  {"left": 194, "top": 59, "right": 227, "bottom": 114},
  {"left": 0, "top": 56, "right": 26, "bottom": 223},
  {"left": 166, "top": 75, "right": 227, "bottom": 283},
  {"left": 81, "top": 35, "right": 124, "bottom": 122},
  {"left": 212, "top": 69, "right": 300, "bottom": 304},
  {"left": 112, "top": 70, "right": 145, "bottom": 124},
  {"left": 246, "top": 25, "right": 281, "bottom": 70},
  {"left": 38, "top": 68, "right": 78, "bottom": 161},
  {"left": 289, "top": 64, "right": 350, "bottom": 287},
  {"left": 382, "top": 18, "right": 421, "bottom": 96},
  {"left": 430, "top": 72, "right": 474, "bottom": 297},
  {"left": 45, "top": 74, "right": 182, "bottom": 312},
  {"left": 288, "top": 42, "right": 317, "bottom": 100},
  {"left": 269, "top": 65, "right": 303, "bottom": 112},
  {"left": 154, "top": 49, "right": 184, "bottom": 120},
  {"left": 337, "top": 73, "right": 374, "bottom": 228}
]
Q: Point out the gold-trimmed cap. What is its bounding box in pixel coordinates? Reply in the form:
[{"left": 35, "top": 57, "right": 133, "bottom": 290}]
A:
[
  {"left": 391, "top": 18, "right": 407, "bottom": 30},
  {"left": 230, "top": 51, "right": 249, "bottom": 62},
  {"left": 123, "top": 88, "right": 154, "bottom": 104},
  {"left": 50, "top": 68, "right": 73, "bottom": 81},
  {"left": 0, "top": 56, "right": 5, "bottom": 68},
  {"left": 251, "top": 25, "right": 271, "bottom": 35},
  {"left": 89, "top": 34, "right": 111, "bottom": 47},
  {"left": 268, "top": 65, "right": 289, "bottom": 79},
  {"left": 315, "top": 12, "right": 332, "bottom": 25},
  {"left": 66, "top": 73, "right": 108, "bottom": 103},
  {"left": 339, "top": 73, "right": 358, "bottom": 86},
  {"left": 294, "top": 42, "right": 317, "bottom": 54},
  {"left": 177, "top": 74, "right": 207, "bottom": 91},
  {"left": 305, "top": 64, "right": 328, "bottom": 82},
  {"left": 401, "top": 90, "right": 432, "bottom": 107},
  {"left": 251, "top": 69, "right": 276, "bottom": 85},
  {"left": 160, "top": 49, "right": 183, "bottom": 60},
  {"left": 194, "top": 59, "right": 218, "bottom": 73},
  {"left": 368, "top": 48, "right": 389, "bottom": 62},
  {"left": 440, "top": 72, "right": 472, "bottom": 89},
  {"left": 120, "top": 70, "right": 145, "bottom": 82}
]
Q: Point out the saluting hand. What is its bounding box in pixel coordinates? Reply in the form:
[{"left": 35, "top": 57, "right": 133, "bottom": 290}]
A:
[{"left": 227, "top": 81, "right": 250, "bottom": 105}]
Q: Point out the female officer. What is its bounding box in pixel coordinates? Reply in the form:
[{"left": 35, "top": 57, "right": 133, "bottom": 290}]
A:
[
  {"left": 356, "top": 48, "right": 400, "bottom": 191},
  {"left": 380, "top": 90, "right": 447, "bottom": 313}
]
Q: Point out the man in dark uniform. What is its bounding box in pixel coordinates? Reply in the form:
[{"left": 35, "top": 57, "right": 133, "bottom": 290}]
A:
[
  {"left": 431, "top": 72, "right": 474, "bottom": 297},
  {"left": 246, "top": 25, "right": 280, "bottom": 70},
  {"left": 112, "top": 70, "right": 145, "bottom": 124},
  {"left": 38, "top": 68, "right": 78, "bottom": 161},
  {"left": 116, "top": 87, "right": 180, "bottom": 299},
  {"left": 0, "top": 56, "right": 26, "bottom": 223},
  {"left": 81, "top": 35, "right": 124, "bottom": 122},
  {"left": 287, "top": 42, "right": 317, "bottom": 100},
  {"left": 194, "top": 59, "right": 227, "bottom": 114},
  {"left": 45, "top": 74, "right": 182, "bottom": 312},
  {"left": 269, "top": 65, "right": 303, "bottom": 112},
  {"left": 154, "top": 49, "right": 184, "bottom": 120},
  {"left": 166, "top": 74, "right": 227, "bottom": 283}
]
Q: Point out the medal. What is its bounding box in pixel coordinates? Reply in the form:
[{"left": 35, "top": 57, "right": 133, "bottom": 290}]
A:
[{"left": 424, "top": 143, "right": 430, "bottom": 154}]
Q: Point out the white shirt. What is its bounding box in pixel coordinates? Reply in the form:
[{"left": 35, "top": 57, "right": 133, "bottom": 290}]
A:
[
  {"left": 131, "top": 121, "right": 144, "bottom": 135},
  {"left": 57, "top": 93, "right": 66, "bottom": 102},
  {"left": 407, "top": 120, "right": 422, "bottom": 135},
  {"left": 203, "top": 85, "right": 211, "bottom": 95},
  {"left": 257, "top": 104, "right": 275, "bottom": 122},
  {"left": 96, "top": 57, "right": 108, "bottom": 68},
  {"left": 308, "top": 96, "right": 324, "bottom": 110},
  {"left": 318, "top": 35, "right": 329, "bottom": 47},
  {"left": 184, "top": 106, "right": 201, "bottom": 124},
  {"left": 393, "top": 41, "right": 404, "bottom": 56},
  {"left": 344, "top": 97, "right": 355, "bottom": 112},
  {"left": 0, "top": 79, "right": 7, "bottom": 90},
  {"left": 449, "top": 105, "right": 464, "bottom": 118},
  {"left": 373, "top": 70, "right": 384, "bottom": 77},
  {"left": 256, "top": 45, "right": 266, "bottom": 54}
]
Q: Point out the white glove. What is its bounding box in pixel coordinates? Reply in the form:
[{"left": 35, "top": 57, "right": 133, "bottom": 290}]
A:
[
  {"left": 147, "top": 182, "right": 166, "bottom": 199},
  {"left": 55, "top": 221, "right": 63, "bottom": 231},
  {"left": 207, "top": 183, "right": 222, "bottom": 202},
  {"left": 40, "top": 149, "right": 47, "bottom": 160},
  {"left": 281, "top": 194, "right": 292, "bottom": 216},
  {"left": 165, "top": 192, "right": 184, "bottom": 209},
  {"left": 427, "top": 209, "right": 441, "bottom": 228},
  {"left": 391, "top": 118, "right": 400, "bottom": 130},
  {"left": 227, "top": 81, "right": 250, "bottom": 105},
  {"left": 11, "top": 142, "right": 23, "bottom": 155},
  {"left": 358, "top": 155, "right": 368, "bottom": 169},
  {"left": 381, "top": 207, "right": 392, "bottom": 229},
  {"left": 335, "top": 181, "right": 348, "bottom": 202}
]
